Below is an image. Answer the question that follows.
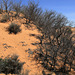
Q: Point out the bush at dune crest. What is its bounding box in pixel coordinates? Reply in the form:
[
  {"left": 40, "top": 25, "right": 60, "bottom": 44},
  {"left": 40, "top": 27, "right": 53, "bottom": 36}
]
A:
[{"left": 7, "top": 23, "right": 21, "bottom": 34}]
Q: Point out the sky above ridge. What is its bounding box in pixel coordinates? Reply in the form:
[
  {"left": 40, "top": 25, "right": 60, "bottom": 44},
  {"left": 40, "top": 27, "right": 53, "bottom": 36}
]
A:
[{"left": 21, "top": 0, "right": 75, "bottom": 26}]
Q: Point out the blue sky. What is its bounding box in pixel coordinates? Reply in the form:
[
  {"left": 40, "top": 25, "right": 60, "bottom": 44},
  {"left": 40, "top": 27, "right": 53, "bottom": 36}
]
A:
[
  {"left": 39, "top": 0, "right": 75, "bottom": 22},
  {"left": 21, "top": 0, "right": 75, "bottom": 26}
]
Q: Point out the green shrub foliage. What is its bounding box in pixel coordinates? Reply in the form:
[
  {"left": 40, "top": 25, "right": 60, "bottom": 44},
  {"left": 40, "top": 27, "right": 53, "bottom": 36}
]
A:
[
  {"left": 7, "top": 23, "right": 21, "bottom": 34},
  {"left": 0, "top": 55, "right": 24, "bottom": 75}
]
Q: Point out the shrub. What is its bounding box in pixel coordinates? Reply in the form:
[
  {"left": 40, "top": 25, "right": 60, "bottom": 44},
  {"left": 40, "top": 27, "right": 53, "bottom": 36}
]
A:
[
  {"left": 0, "top": 55, "right": 24, "bottom": 75},
  {"left": 12, "top": 0, "right": 22, "bottom": 17},
  {"left": 21, "top": 1, "right": 42, "bottom": 23},
  {"left": 34, "top": 11, "right": 75, "bottom": 73},
  {"left": 7, "top": 23, "right": 21, "bottom": 34},
  {"left": 0, "top": 14, "right": 9, "bottom": 22}
]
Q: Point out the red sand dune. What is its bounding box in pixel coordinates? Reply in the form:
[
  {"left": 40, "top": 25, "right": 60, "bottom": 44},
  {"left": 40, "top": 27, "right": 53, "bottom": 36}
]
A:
[{"left": 0, "top": 21, "right": 75, "bottom": 75}]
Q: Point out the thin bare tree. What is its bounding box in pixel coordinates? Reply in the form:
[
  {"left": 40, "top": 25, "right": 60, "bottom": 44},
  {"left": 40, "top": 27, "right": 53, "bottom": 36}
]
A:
[
  {"left": 2, "top": 0, "right": 13, "bottom": 12},
  {"left": 12, "top": 0, "right": 22, "bottom": 17},
  {"left": 0, "top": 0, "right": 3, "bottom": 13}
]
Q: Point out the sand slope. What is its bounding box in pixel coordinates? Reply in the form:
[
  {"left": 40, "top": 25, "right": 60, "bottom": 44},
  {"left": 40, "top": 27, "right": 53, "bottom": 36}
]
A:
[
  {"left": 0, "top": 22, "right": 43, "bottom": 75},
  {"left": 0, "top": 22, "right": 75, "bottom": 75}
]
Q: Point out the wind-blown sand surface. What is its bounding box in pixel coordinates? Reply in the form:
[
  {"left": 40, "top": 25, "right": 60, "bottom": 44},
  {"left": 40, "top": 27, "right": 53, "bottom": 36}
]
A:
[
  {"left": 0, "top": 22, "right": 75, "bottom": 75},
  {"left": 0, "top": 22, "right": 44, "bottom": 75}
]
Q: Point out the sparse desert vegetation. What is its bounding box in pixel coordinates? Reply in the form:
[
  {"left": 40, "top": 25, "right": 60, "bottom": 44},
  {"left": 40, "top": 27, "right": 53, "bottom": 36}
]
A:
[
  {"left": 0, "top": 55, "right": 24, "bottom": 75},
  {"left": 0, "top": 14, "right": 9, "bottom": 22},
  {"left": 0, "top": 0, "right": 75, "bottom": 75},
  {"left": 7, "top": 23, "right": 21, "bottom": 34}
]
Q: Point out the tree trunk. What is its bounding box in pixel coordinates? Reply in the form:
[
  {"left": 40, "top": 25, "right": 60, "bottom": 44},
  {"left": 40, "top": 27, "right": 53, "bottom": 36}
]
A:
[{"left": 6, "top": 6, "right": 8, "bottom": 12}]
